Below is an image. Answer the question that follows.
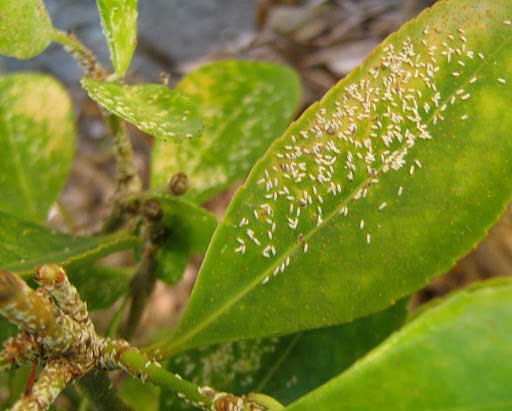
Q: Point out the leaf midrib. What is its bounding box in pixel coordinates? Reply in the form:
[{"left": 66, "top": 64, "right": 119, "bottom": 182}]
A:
[{"left": 160, "top": 34, "right": 511, "bottom": 356}]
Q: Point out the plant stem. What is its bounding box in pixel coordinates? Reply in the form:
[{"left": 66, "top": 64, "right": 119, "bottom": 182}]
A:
[
  {"left": 117, "top": 348, "right": 269, "bottom": 411},
  {"left": 120, "top": 243, "right": 158, "bottom": 340},
  {"left": 9, "top": 359, "right": 74, "bottom": 411},
  {"left": 117, "top": 349, "right": 214, "bottom": 410},
  {"left": 101, "top": 115, "right": 142, "bottom": 234},
  {"left": 0, "top": 270, "right": 77, "bottom": 352},
  {"left": 53, "top": 31, "right": 107, "bottom": 80}
]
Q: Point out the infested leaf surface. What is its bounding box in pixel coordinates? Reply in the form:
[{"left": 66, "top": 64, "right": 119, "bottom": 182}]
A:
[
  {"left": 82, "top": 78, "right": 202, "bottom": 141},
  {"left": 149, "top": 0, "right": 512, "bottom": 357}
]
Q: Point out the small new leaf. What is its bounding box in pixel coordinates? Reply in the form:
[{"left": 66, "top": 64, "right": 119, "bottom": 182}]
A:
[
  {"left": 96, "top": 0, "right": 138, "bottom": 77},
  {"left": 81, "top": 78, "right": 202, "bottom": 140}
]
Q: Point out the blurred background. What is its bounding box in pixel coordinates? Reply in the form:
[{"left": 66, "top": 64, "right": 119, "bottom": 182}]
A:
[{"left": 1, "top": 0, "right": 511, "bottom": 341}]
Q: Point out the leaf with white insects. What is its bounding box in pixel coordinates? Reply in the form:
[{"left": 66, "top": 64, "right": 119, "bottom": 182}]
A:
[
  {"left": 286, "top": 278, "right": 512, "bottom": 411},
  {"left": 151, "top": 60, "right": 300, "bottom": 204},
  {"left": 81, "top": 78, "right": 202, "bottom": 141},
  {"left": 148, "top": 0, "right": 512, "bottom": 356},
  {"left": 96, "top": 0, "right": 138, "bottom": 78},
  {"left": 0, "top": 0, "right": 55, "bottom": 59},
  {"left": 0, "top": 73, "right": 75, "bottom": 223}
]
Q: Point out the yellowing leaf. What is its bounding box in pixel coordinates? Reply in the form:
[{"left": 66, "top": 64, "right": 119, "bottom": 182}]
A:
[{"left": 0, "top": 73, "right": 75, "bottom": 222}]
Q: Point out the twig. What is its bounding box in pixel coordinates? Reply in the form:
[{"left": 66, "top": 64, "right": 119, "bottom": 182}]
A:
[
  {"left": 120, "top": 243, "right": 158, "bottom": 340},
  {"left": 100, "top": 116, "right": 142, "bottom": 234},
  {"left": 53, "top": 30, "right": 107, "bottom": 80},
  {"left": 1, "top": 268, "right": 271, "bottom": 411},
  {"left": 9, "top": 359, "right": 74, "bottom": 411}
]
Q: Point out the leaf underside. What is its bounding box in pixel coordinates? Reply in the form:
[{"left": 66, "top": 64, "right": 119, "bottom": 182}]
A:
[
  {"left": 286, "top": 278, "right": 512, "bottom": 411},
  {"left": 0, "top": 211, "right": 137, "bottom": 279},
  {"left": 151, "top": 60, "right": 301, "bottom": 204},
  {"left": 0, "top": 73, "right": 75, "bottom": 223},
  {"left": 149, "top": 0, "right": 512, "bottom": 357}
]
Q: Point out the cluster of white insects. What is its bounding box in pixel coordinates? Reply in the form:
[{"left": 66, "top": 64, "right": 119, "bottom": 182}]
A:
[{"left": 232, "top": 20, "right": 510, "bottom": 286}]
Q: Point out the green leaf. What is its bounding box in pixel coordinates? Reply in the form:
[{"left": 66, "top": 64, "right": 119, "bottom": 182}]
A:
[
  {"left": 254, "top": 299, "right": 407, "bottom": 404},
  {"left": 0, "top": 317, "right": 16, "bottom": 345},
  {"left": 0, "top": 211, "right": 137, "bottom": 279},
  {"left": 0, "top": 0, "right": 54, "bottom": 59},
  {"left": 151, "top": 60, "right": 300, "bottom": 203},
  {"left": 119, "top": 376, "right": 160, "bottom": 411},
  {"left": 160, "top": 301, "right": 406, "bottom": 411},
  {"left": 96, "top": 0, "right": 138, "bottom": 78},
  {"left": 68, "top": 265, "right": 131, "bottom": 310},
  {"left": 81, "top": 78, "right": 202, "bottom": 140},
  {"left": 149, "top": 0, "right": 512, "bottom": 357},
  {"left": 0, "top": 73, "right": 75, "bottom": 223},
  {"left": 156, "top": 195, "right": 217, "bottom": 254},
  {"left": 154, "top": 239, "right": 189, "bottom": 285},
  {"left": 286, "top": 278, "right": 512, "bottom": 411},
  {"left": 152, "top": 195, "right": 217, "bottom": 284}
]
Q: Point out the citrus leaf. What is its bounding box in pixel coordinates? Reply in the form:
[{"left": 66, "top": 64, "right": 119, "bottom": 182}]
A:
[
  {"left": 149, "top": 0, "right": 512, "bottom": 357},
  {"left": 285, "top": 278, "right": 512, "bottom": 411},
  {"left": 81, "top": 78, "right": 202, "bottom": 140},
  {"left": 96, "top": 0, "right": 138, "bottom": 78},
  {"left": 0, "top": 73, "right": 75, "bottom": 223},
  {"left": 156, "top": 195, "right": 217, "bottom": 255},
  {"left": 0, "top": 211, "right": 138, "bottom": 279},
  {"left": 151, "top": 60, "right": 300, "bottom": 203},
  {"left": 119, "top": 376, "right": 160, "bottom": 411},
  {"left": 154, "top": 239, "right": 189, "bottom": 285},
  {"left": 160, "top": 301, "right": 406, "bottom": 411},
  {"left": 0, "top": 0, "right": 54, "bottom": 59},
  {"left": 254, "top": 299, "right": 407, "bottom": 404},
  {"left": 68, "top": 265, "right": 132, "bottom": 310},
  {"left": 152, "top": 195, "right": 217, "bottom": 284}
]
